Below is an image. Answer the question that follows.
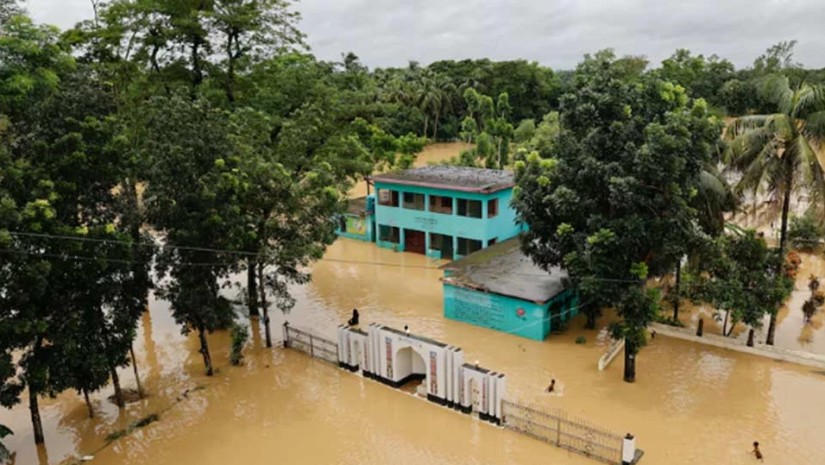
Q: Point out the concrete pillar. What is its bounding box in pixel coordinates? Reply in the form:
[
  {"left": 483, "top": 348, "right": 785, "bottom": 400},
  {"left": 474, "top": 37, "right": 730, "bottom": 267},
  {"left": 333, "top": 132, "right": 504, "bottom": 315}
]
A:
[
  {"left": 445, "top": 347, "right": 453, "bottom": 404},
  {"left": 399, "top": 227, "right": 405, "bottom": 252},
  {"left": 453, "top": 349, "right": 464, "bottom": 407},
  {"left": 496, "top": 374, "right": 506, "bottom": 421},
  {"left": 622, "top": 434, "right": 636, "bottom": 465}
]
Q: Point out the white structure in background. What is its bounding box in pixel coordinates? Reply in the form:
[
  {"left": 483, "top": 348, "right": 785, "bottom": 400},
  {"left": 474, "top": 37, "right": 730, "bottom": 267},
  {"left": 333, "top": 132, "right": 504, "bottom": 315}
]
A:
[{"left": 337, "top": 323, "right": 506, "bottom": 424}]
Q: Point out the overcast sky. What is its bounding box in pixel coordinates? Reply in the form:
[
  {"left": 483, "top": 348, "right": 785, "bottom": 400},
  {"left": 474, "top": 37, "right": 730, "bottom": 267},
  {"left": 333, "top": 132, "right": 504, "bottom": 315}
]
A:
[{"left": 25, "top": 0, "right": 825, "bottom": 70}]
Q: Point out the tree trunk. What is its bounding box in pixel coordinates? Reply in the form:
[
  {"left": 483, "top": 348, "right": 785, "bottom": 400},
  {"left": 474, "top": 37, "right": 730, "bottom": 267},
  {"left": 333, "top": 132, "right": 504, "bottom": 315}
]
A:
[
  {"left": 247, "top": 259, "right": 259, "bottom": 317},
  {"left": 83, "top": 389, "right": 94, "bottom": 418},
  {"left": 258, "top": 263, "right": 272, "bottom": 348},
  {"left": 29, "top": 390, "right": 44, "bottom": 444},
  {"left": 130, "top": 343, "right": 143, "bottom": 399},
  {"left": 722, "top": 310, "right": 730, "bottom": 336},
  {"left": 110, "top": 365, "right": 125, "bottom": 408},
  {"left": 198, "top": 326, "right": 214, "bottom": 376},
  {"left": 422, "top": 116, "right": 429, "bottom": 139},
  {"left": 747, "top": 328, "right": 755, "bottom": 347},
  {"left": 672, "top": 262, "right": 681, "bottom": 321},
  {"left": 622, "top": 341, "right": 636, "bottom": 383},
  {"left": 584, "top": 308, "right": 597, "bottom": 330},
  {"left": 225, "top": 32, "right": 236, "bottom": 104},
  {"left": 433, "top": 109, "right": 440, "bottom": 140},
  {"left": 767, "top": 178, "right": 793, "bottom": 346},
  {"left": 696, "top": 318, "right": 704, "bottom": 337}
]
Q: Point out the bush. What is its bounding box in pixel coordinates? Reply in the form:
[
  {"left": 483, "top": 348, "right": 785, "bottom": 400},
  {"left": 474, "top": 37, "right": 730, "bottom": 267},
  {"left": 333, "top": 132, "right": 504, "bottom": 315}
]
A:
[
  {"left": 229, "top": 324, "right": 249, "bottom": 366},
  {"left": 788, "top": 214, "right": 823, "bottom": 251},
  {"left": 575, "top": 336, "right": 586, "bottom": 345}
]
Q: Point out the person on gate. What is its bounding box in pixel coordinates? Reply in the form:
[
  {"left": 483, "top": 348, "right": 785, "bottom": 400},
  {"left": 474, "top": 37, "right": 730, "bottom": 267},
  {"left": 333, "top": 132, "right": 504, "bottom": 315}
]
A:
[{"left": 347, "top": 309, "right": 360, "bottom": 326}]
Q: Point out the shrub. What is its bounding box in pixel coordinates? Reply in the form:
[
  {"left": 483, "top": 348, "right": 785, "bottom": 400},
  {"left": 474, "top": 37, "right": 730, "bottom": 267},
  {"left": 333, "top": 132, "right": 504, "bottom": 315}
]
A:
[
  {"left": 229, "top": 324, "right": 249, "bottom": 366},
  {"left": 575, "top": 336, "right": 586, "bottom": 345},
  {"left": 788, "top": 214, "right": 823, "bottom": 251}
]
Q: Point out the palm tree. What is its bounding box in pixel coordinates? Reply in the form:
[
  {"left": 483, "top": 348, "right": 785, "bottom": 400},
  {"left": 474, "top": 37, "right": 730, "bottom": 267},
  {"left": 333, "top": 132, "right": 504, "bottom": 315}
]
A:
[
  {"left": 725, "top": 75, "right": 825, "bottom": 345},
  {"left": 672, "top": 161, "right": 737, "bottom": 321}
]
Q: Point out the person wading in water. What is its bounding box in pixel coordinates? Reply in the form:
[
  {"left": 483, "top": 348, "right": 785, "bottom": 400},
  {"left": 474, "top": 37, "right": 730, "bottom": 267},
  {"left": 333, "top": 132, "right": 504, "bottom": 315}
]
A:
[
  {"left": 546, "top": 379, "right": 556, "bottom": 393},
  {"left": 752, "top": 441, "right": 763, "bottom": 461}
]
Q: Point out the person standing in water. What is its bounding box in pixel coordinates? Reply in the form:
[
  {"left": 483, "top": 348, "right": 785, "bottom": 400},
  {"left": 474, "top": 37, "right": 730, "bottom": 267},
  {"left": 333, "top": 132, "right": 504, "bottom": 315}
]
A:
[
  {"left": 546, "top": 379, "right": 556, "bottom": 393},
  {"left": 752, "top": 442, "right": 763, "bottom": 461}
]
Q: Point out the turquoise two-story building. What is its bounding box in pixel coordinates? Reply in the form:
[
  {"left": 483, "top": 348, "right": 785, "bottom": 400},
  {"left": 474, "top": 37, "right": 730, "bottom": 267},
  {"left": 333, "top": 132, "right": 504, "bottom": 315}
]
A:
[
  {"left": 365, "top": 166, "right": 522, "bottom": 260},
  {"left": 441, "top": 238, "right": 578, "bottom": 341}
]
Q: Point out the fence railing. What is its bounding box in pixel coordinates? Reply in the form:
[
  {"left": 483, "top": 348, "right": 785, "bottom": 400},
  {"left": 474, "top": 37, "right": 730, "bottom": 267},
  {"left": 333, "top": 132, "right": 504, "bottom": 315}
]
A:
[
  {"left": 501, "top": 399, "right": 624, "bottom": 464},
  {"left": 283, "top": 325, "right": 339, "bottom": 365}
]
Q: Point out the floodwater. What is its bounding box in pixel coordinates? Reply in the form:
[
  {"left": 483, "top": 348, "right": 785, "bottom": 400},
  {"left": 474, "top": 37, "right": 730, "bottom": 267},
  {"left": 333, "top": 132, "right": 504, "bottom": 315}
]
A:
[
  {"left": 4, "top": 239, "right": 825, "bottom": 465},
  {"left": 347, "top": 142, "right": 472, "bottom": 199},
  {"left": 4, "top": 142, "right": 825, "bottom": 465},
  {"left": 671, "top": 250, "right": 825, "bottom": 353}
]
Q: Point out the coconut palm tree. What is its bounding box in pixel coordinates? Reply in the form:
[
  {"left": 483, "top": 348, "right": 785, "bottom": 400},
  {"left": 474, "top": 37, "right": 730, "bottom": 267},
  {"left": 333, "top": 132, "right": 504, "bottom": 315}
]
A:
[
  {"left": 725, "top": 75, "right": 825, "bottom": 345},
  {"left": 672, "top": 161, "right": 737, "bottom": 321}
]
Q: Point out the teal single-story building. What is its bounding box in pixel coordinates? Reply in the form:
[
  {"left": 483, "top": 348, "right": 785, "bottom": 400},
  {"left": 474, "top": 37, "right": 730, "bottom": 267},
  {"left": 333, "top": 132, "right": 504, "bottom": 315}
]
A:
[
  {"left": 441, "top": 238, "right": 578, "bottom": 341},
  {"left": 335, "top": 196, "right": 375, "bottom": 242}
]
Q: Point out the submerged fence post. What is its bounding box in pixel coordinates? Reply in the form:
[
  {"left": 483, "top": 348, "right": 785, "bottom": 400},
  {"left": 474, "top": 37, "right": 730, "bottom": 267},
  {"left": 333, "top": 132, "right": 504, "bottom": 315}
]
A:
[
  {"left": 283, "top": 322, "right": 290, "bottom": 348},
  {"left": 309, "top": 334, "right": 314, "bottom": 357},
  {"left": 622, "top": 433, "right": 636, "bottom": 465},
  {"left": 556, "top": 417, "right": 561, "bottom": 446}
]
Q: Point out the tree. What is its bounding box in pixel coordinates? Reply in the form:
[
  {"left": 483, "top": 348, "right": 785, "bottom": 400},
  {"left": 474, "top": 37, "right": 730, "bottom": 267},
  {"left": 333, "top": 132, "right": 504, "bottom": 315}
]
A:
[
  {"left": 703, "top": 231, "right": 791, "bottom": 345},
  {"left": 0, "top": 423, "right": 11, "bottom": 464},
  {"left": 513, "top": 50, "right": 722, "bottom": 382},
  {"left": 725, "top": 74, "right": 825, "bottom": 345},
  {"left": 142, "top": 94, "right": 246, "bottom": 376}
]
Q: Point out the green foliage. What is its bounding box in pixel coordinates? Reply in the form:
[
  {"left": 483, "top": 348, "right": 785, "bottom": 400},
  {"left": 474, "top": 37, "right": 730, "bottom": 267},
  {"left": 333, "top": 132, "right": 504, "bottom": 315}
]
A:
[
  {"left": 0, "top": 422, "right": 11, "bottom": 463},
  {"left": 575, "top": 336, "right": 586, "bottom": 345},
  {"left": 788, "top": 213, "right": 824, "bottom": 251},
  {"left": 702, "top": 231, "right": 792, "bottom": 336},
  {"left": 514, "top": 50, "right": 722, "bottom": 380},
  {"left": 230, "top": 324, "right": 249, "bottom": 366}
]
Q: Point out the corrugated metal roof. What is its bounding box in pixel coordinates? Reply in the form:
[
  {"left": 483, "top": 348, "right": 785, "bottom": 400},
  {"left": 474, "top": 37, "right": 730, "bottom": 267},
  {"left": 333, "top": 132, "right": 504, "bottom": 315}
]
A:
[
  {"left": 372, "top": 166, "right": 514, "bottom": 194},
  {"left": 441, "top": 238, "right": 568, "bottom": 304}
]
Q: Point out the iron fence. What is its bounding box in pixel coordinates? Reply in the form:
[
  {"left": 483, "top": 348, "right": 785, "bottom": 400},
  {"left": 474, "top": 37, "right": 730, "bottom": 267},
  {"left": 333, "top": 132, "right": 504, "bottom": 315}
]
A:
[
  {"left": 501, "top": 399, "right": 624, "bottom": 464},
  {"left": 283, "top": 325, "right": 339, "bottom": 365}
]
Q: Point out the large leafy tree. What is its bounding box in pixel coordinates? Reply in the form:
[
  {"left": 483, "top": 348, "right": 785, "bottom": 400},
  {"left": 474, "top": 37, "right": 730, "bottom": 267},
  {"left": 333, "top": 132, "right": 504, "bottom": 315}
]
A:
[
  {"left": 513, "top": 50, "right": 722, "bottom": 382},
  {"left": 141, "top": 94, "right": 246, "bottom": 376},
  {"left": 725, "top": 74, "right": 825, "bottom": 345}
]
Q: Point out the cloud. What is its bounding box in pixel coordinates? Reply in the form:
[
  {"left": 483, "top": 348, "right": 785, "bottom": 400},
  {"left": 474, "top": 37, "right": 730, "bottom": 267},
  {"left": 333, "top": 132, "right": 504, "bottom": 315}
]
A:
[{"left": 25, "top": 0, "right": 825, "bottom": 70}]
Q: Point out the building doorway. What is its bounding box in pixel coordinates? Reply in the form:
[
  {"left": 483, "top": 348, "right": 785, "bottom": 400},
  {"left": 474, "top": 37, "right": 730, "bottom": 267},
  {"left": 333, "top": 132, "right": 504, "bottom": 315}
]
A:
[{"left": 404, "top": 229, "right": 426, "bottom": 255}]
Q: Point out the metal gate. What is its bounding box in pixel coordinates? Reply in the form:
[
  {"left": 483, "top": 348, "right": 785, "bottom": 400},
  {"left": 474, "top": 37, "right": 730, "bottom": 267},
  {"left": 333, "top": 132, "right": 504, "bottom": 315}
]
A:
[
  {"left": 283, "top": 325, "right": 338, "bottom": 365},
  {"left": 501, "top": 399, "right": 624, "bottom": 464}
]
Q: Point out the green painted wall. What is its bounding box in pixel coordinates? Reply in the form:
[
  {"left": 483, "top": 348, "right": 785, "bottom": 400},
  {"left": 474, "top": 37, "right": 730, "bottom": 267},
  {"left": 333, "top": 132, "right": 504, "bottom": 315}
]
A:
[{"left": 443, "top": 283, "right": 577, "bottom": 340}]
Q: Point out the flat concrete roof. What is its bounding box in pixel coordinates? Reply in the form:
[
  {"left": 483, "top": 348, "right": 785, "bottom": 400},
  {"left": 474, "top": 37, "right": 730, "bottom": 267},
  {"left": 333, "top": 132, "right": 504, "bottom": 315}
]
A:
[
  {"left": 372, "top": 166, "right": 514, "bottom": 194},
  {"left": 441, "top": 238, "right": 568, "bottom": 304}
]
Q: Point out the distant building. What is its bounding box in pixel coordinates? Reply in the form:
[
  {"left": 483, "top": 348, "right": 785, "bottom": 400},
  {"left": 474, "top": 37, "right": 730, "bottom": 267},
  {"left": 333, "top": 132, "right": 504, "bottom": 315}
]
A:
[
  {"left": 441, "top": 238, "right": 578, "bottom": 340},
  {"left": 335, "top": 195, "right": 375, "bottom": 243},
  {"left": 359, "top": 165, "right": 523, "bottom": 259}
]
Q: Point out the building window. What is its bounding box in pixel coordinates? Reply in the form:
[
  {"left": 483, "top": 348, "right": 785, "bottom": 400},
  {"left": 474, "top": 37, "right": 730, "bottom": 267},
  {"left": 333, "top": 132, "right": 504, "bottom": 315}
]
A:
[
  {"left": 429, "top": 195, "right": 453, "bottom": 214},
  {"left": 402, "top": 192, "right": 425, "bottom": 210},
  {"left": 457, "top": 237, "right": 483, "bottom": 256},
  {"left": 457, "top": 199, "right": 482, "bottom": 218},
  {"left": 379, "top": 225, "right": 400, "bottom": 243},
  {"left": 488, "top": 198, "right": 499, "bottom": 218},
  {"left": 378, "top": 189, "right": 399, "bottom": 207}
]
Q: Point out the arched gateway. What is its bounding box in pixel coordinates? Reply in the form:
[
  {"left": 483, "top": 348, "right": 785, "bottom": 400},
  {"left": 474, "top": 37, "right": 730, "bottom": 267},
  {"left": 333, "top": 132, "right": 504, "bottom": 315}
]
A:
[{"left": 337, "top": 323, "right": 506, "bottom": 424}]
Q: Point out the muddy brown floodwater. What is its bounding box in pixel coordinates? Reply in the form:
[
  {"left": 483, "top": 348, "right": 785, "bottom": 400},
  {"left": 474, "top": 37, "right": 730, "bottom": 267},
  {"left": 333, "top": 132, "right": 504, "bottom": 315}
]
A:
[
  {"left": 4, "top": 239, "right": 825, "bottom": 465},
  {"left": 4, "top": 143, "right": 825, "bottom": 465}
]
